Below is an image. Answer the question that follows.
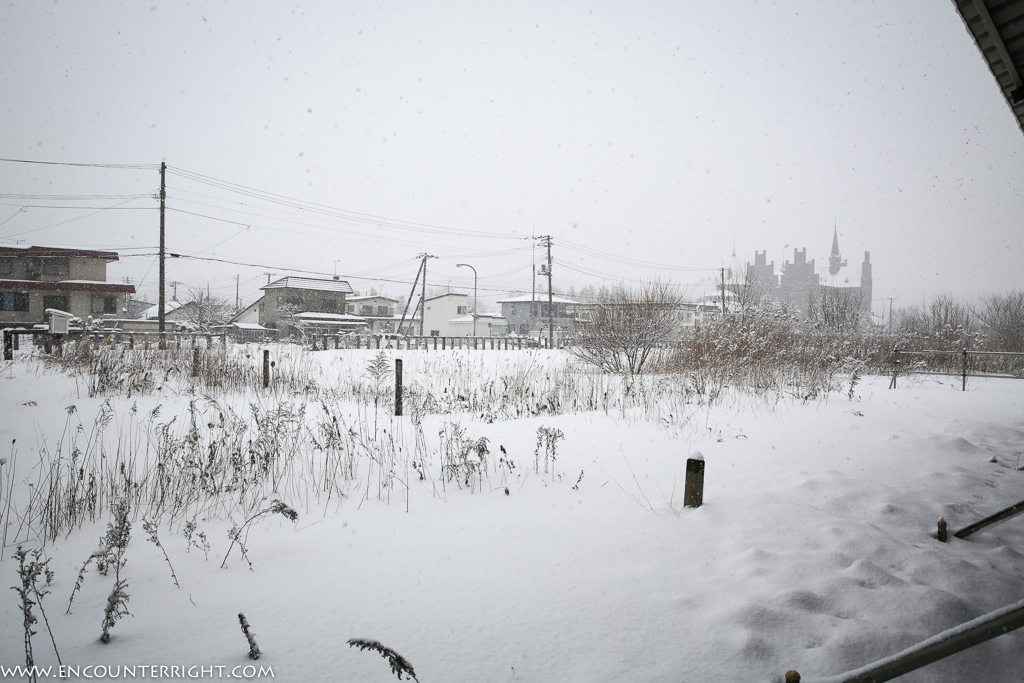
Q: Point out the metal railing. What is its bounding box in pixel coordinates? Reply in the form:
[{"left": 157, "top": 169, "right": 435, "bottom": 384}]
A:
[
  {"left": 889, "top": 347, "right": 1024, "bottom": 390},
  {"left": 786, "top": 597, "right": 1024, "bottom": 682}
]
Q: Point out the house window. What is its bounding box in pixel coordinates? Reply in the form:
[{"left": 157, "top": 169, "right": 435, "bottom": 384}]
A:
[
  {"left": 0, "top": 292, "right": 29, "bottom": 311},
  {"left": 430, "top": 330, "right": 439, "bottom": 337},
  {"left": 360, "top": 305, "right": 374, "bottom": 316},
  {"left": 347, "top": 304, "right": 354, "bottom": 314},
  {"left": 42, "top": 258, "right": 69, "bottom": 276},
  {"left": 377, "top": 306, "right": 390, "bottom": 316},
  {"left": 25, "top": 258, "right": 42, "bottom": 280},
  {"left": 457, "top": 306, "right": 468, "bottom": 315},
  {"left": 0, "top": 258, "right": 11, "bottom": 276},
  {"left": 43, "top": 295, "right": 69, "bottom": 311},
  {"left": 91, "top": 296, "right": 116, "bottom": 314}
]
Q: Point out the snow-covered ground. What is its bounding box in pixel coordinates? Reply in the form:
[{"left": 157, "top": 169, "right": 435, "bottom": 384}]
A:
[{"left": 1, "top": 348, "right": 1023, "bottom": 682}]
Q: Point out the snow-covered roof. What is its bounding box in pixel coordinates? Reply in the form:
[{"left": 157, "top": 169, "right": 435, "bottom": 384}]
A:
[
  {"left": 144, "top": 301, "right": 185, "bottom": 319},
  {"left": 0, "top": 244, "right": 120, "bottom": 260},
  {"left": 348, "top": 295, "right": 398, "bottom": 303},
  {"left": 294, "top": 312, "right": 365, "bottom": 321},
  {"left": 262, "top": 277, "right": 354, "bottom": 294},
  {"left": 449, "top": 314, "right": 507, "bottom": 323},
  {"left": 230, "top": 322, "right": 268, "bottom": 331}
]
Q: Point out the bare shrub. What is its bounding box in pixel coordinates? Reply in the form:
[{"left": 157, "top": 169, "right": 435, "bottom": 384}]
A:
[{"left": 569, "top": 280, "right": 685, "bottom": 375}]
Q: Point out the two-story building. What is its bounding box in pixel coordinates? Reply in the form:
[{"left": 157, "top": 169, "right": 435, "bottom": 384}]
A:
[
  {"left": 259, "top": 276, "right": 360, "bottom": 337},
  {"left": 345, "top": 295, "right": 418, "bottom": 335},
  {"left": 0, "top": 245, "right": 135, "bottom": 327},
  {"left": 498, "top": 293, "right": 583, "bottom": 338}
]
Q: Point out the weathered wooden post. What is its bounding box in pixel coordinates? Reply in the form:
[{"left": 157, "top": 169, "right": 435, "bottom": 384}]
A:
[
  {"left": 12, "top": 331, "right": 19, "bottom": 351},
  {"left": 3, "top": 330, "right": 12, "bottom": 361},
  {"left": 684, "top": 453, "right": 705, "bottom": 508},
  {"left": 962, "top": 348, "right": 968, "bottom": 392},
  {"left": 192, "top": 344, "right": 200, "bottom": 377},
  {"left": 938, "top": 518, "right": 948, "bottom": 543},
  {"left": 395, "top": 359, "right": 403, "bottom": 416},
  {"left": 129, "top": 334, "right": 135, "bottom": 349},
  {"left": 474, "top": 336, "right": 478, "bottom": 350},
  {"left": 262, "top": 349, "right": 270, "bottom": 388},
  {"left": 44, "top": 334, "right": 53, "bottom": 354},
  {"left": 311, "top": 335, "right": 318, "bottom": 351},
  {"left": 889, "top": 346, "right": 900, "bottom": 389}
]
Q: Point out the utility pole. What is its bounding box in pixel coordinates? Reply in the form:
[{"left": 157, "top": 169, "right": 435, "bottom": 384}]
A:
[
  {"left": 416, "top": 253, "right": 436, "bottom": 336},
  {"left": 541, "top": 235, "right": 554, "bottom": 348},
  {"left": 397, "top": 259, "right": 425, "bottom": 336},
  {"left": 887, "top": 297, "right": 897, "bottom": 332},
  {"left": 235, "top": 274, "right": 240, "bottom": 312},
  {"left": 158, "top": 161, "right": 166, "bottom": 339}
]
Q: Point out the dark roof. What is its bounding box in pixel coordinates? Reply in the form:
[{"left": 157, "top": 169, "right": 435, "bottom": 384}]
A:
[
  {"left": 0, "top": 280, "right": 135, "bottom": 293},
  {"left": 954, "top": 0, "right": 1024, "bottom": 135},
  {"left": 0, "top": 245, "right": 121, "bottom": 260}
]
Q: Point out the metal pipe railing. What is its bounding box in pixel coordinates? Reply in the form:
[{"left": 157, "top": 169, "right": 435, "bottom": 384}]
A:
[{"left": 788, "top": 597, "right": 1024, "bottom": 682}]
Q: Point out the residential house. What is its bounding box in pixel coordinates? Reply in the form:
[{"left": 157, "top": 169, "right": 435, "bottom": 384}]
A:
[
  {"left": 0, "top": 245, "right": 135, "bottom": 326},
  {"left": 422, "top": 292, "right": 472, "bottom": 337},
  {"left": 497, "top": 294, "right": 584, "bottom": 338},
  {"left": 346, "top": 295, "right": 418, "bottom": 335},
  {"left": 260, "top": 276, "right": 359, "bottom": 337}
]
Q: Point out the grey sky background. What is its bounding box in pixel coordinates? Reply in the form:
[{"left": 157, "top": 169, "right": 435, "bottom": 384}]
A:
[{"left": 1, "top": 0, "right": 1022, "bottom": 318}]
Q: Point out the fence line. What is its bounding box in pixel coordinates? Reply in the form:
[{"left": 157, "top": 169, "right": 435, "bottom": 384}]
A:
[
  {"left": 788, "top": 597, "right": 1024, "bottom": 683},
  {"left": 889, "top": 347, "right": 1024, "bottom": 391}
]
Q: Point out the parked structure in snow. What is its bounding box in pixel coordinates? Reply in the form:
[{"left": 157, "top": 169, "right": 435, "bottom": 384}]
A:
[{"left": 0, "top": 245, "right": 135, "bottom": 327}]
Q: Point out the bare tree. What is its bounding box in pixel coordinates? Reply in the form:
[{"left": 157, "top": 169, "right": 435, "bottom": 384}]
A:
[
  {"left": 568, "top": 280, "right": 684, "bottom": 375},
  {"left": 976, "top": 291, "right": 1024, "bottom": 353},
  {"left": 807, "top": 286, "right": 865, "bottom": 339},
  {"left": 181, "top": 287, "right": 234, "bottom": 332},
  {"left": 897, "top": 294, "right": 976, "bottom": 349}
]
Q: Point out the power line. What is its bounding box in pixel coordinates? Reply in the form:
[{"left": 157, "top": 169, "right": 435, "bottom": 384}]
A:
[{"left": 0, "top": 157, "right": 158, "bottom": 169}]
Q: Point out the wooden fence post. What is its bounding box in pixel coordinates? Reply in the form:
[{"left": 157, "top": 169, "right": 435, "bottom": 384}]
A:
[
  {"left": 938, "top": 518, "right": 947, "bottom": 543},
  {"left": 684, "top": 454, "right": 705, "bottom": 508},
  {"left": 962, "top": 348, "right": 968, "bottom": 392},
  {"left": 192, "top": 345, "right": 200, "bottom": 377},
  {"left": 395, "top": 359, "right": 403, "bottom": 416},
  {"left": 3, "top": 330, "right": 11, "bottom": 361},
  {"left": 262, "top": 349, "right": 270, "bottom": 388}
]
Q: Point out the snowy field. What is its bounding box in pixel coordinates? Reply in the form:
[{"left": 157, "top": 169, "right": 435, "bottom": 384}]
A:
[{"left": 1, "top": 346, "right": 1023, "bottom": 682}]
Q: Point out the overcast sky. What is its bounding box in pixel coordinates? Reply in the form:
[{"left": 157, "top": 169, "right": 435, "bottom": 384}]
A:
[{"left": 1, "top": 0, "right": 1022, "bottom": 318}]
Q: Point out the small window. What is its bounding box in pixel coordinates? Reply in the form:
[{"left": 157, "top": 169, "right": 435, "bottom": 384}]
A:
[
  {"left": 360, "top": 306, "right": 374, "bottom": 316},
  {"left": 347, "top": 304, "right": 354, "bottom": 314},
  {"left": 42, "top": 258, "right": 69, "bottom": 276},
  {"left": 25, "top": 258, "right": 42, "bottom": 280},
  {"left": 377, "top": 306, "right": 389, "bottom": 316},
  {"left": 43, "top": 295, "right": 69, "bottom": 311},
  {"left": 430, "top": 330, "right": 439, "bottom": 337},
  {"left": 1, "top": 292, "right": 30, "bottom": 311},
  {"left": 92, "top": 296, "right": 116, "bottom": 314},
  {"left": 457, "top": 306, "right": 468, "bottom": 315},
  {"left": 0, "top": 258, "right": 11, "bottom": 276}
]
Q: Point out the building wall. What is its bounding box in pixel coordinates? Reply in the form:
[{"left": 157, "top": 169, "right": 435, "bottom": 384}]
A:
[
  {"left": 0, "top": 255, "right": 108, "bottom": 282},
  {"left": 260, "top": 288, "right": 349, "bottom": 328},
  {"left": 500, "top": 300, "right": 576, "bottom": 336},
  {"left": 0, "top": 287, "right": 124, "bottom": 324},
  {"left": 423, "top": 294, "right": 470, "bottom": 336}
]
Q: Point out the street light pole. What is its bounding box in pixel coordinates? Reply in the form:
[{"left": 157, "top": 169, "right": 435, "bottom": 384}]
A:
[{"left": 456, "top": 263, "right": 477, "bottom": 337}]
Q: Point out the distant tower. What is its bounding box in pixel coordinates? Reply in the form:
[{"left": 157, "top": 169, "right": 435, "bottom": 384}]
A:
[{"left": 829, "top": 226, "right": 847, "bottom": 276}]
